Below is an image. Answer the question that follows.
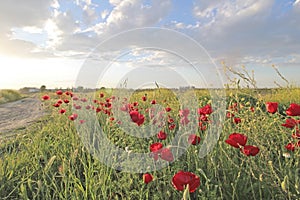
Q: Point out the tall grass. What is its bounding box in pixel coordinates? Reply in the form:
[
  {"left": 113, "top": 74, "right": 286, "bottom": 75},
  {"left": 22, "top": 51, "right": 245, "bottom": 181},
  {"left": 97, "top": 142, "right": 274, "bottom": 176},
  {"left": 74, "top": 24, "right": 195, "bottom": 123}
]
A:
[{"left": 0, "top": 90, "right": 23, "bottom": 104}]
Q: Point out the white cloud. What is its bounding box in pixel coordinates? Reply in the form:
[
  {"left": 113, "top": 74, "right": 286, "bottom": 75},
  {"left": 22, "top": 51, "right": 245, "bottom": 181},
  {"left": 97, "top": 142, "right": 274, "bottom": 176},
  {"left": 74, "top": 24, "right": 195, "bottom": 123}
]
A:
[
  {"left": 188, "top": 0, "right": 300, "bottom": 68},
  {"left": 93, "top": 0, "right": 172, "bottom": 35},
  {"left": 101, "top": 10, "right": 110, "bottom": 20},
  {"left": 44, "top": 19, "right": 63, "bottom": 49}
]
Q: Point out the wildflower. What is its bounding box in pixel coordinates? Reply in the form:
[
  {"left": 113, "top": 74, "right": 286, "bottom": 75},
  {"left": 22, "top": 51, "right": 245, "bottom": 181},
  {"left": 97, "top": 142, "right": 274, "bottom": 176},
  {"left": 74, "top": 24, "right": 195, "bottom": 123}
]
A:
[
  {"left": 198, "top": 104, "right": 213, "bottom": 115},
  {"left": 286, "top": 103, "right": 300, "bottom": 116},
  {"left": 157, "top": 131, "right": 167, "bottom": 140},
  {"left": 42, "top": 95, "right": 50, "bottom": 100},
  {"left": 188, "top": 134, "right": 201, "bottom": 145},
  {"left": 225, "top": 133, "right": 247, "bottom": 148},
  {"left": 143, "top": 173, "right": 153, "bottom": 184},
  {"left": 266, "top": 102, "right": 278, "bottom": 114},
  {"left": 285, "top": 143, "right": 295, "bottom": 151},
  {"left": 281, "top": 118, "right": 298, "bottom": 129},
  {"left": 241, "top": 145, "right": 260, "bottom": 156},
  {"left": 172, "top": 171, "right": 200, "bottom": 193},
  {"left": 56, "top": 90, "right": 63, "bottom": 95},
  {"left": 129, "top": 110, "right": 145, "bottom": 126}
]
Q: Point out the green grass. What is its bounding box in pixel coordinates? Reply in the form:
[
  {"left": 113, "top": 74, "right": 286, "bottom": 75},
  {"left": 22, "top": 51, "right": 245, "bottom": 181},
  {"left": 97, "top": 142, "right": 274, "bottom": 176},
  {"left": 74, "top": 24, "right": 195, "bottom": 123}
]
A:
[
  {"left": 0, "top": 90, "right": 23, "bottom": 104},
  {"left": 0, "top": 88, "right": 299, "bottom": 199}
]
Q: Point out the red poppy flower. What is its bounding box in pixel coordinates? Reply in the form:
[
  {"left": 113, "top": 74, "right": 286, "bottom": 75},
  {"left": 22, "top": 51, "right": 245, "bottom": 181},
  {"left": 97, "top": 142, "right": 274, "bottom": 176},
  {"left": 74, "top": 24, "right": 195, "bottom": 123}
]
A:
[
  {"left": 96, "top": 107, "right": 101, "bottom": 113},
  {"left": 169, "top": 124, "right": 176, "bottom": 130},
  {"left": 105, "top": 102, "right": 112, "bottom": 109},
  {"left": 157, "top": 131, "right": 167, "bottom": 140},
  {"left": 42, "top": 95, "right": 50, "bottom": 100},
  {"left": 234, "top": 117, "right": 241, "bottom": 124},
  {"left": 75, "top": 105, "right": 81, "bottom": 110},
  {"left": 286, "top": 103, "right": 300, "bottom": 116},
  {"left": 281, "top": 118, "right": 298, "bottom": 129},
  {"left": 266, "top": 102, "right": 278, "bottom": 114},
  {"left": 81, "top": 98, "right": 87, "bottom": 102},
  {"left": 57, "top": 99, "right": 63, "bottom": 104},
  {"left": 53, "top": 103, "right": 60, "bottom": 107},
  {"left": 63, "top": 99, "right": 70, "bottom": 104},
  {"left": 72, "top": 96, "right": 79, "bottom": 101},
  {"left": 188, "top": 134, "right": 201, "bottom": 145},
  {"left": 250, "top": 107, "right": 255, "bottom": 112},
  {"left": 241, "top": 145, "right": 260, "bottom": 156},
  {"left": 225, "top": 133, "right": 247, "bottom": 148},
  {"left": 129, "top": 110, "right": 145, "bottom": 126},
  {"left": 165, "top": 107, "right": 171, "bottom": 112},
  {"left": 198, "top": 104, "right": 213, "bottom": 115},
  {"left": 172, "top": 171, "right": 200, "bottom": 193},
  {"left": 79, "top": 120, "right": 85, "bottom": 124},
  {"left": 142, "top": 96, "right": 147, "bottom": 101},
  {"left": 150, "top": 142, "right": 163, "bottom": 152},
  {"left": 151, "top": 100, "right": 156, "bottom": 104},
  {"left": 285, "top": 143, "right": 295, "bottom": 151},
  {"left": 65, "top": 91, "right": 70, "bottom": 96},
  {"left": 99, "top": 93, "right": 104, "bottom": 98},
  {"left": 143, "top": 173, "right": 153, "bottom": 184},
  {"left": 59, "top": 109, "right": 66, "bottom": 114},
  {"left": 168, "top": 117, "right": 174, "bottom": 124},
  {"left": 56, "top": 90, "right": 63, "bottom": 95},
  {"left": 68, "top": 113, "right": 78, "bottom": 121},
  {"left": 150, "top": 142, "right": 163, "bottom": 161},
  {"left": 160, "top": 148, "right": 174, "bottom": 162}
]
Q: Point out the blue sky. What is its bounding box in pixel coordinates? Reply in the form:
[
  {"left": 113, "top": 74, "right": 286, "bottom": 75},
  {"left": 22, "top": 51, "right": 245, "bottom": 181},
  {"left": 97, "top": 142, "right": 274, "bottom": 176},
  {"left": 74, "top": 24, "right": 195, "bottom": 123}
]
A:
[{"left": 0, "top": 0, "right": 299, "bottom": 89}]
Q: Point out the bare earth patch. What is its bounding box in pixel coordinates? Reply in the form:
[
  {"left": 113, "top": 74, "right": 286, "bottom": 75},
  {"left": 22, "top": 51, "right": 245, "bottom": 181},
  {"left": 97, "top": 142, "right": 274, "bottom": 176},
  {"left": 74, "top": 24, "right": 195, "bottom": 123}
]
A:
[{"left": 0, "top": 97, "right": 44, "bottom": 136}]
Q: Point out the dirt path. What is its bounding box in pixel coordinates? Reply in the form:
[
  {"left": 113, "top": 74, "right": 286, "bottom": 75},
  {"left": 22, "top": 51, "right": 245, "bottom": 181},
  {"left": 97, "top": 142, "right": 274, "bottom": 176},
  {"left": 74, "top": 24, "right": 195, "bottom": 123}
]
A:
[{"left": 0, "top": 97, "right": 44, "bottom": 136}]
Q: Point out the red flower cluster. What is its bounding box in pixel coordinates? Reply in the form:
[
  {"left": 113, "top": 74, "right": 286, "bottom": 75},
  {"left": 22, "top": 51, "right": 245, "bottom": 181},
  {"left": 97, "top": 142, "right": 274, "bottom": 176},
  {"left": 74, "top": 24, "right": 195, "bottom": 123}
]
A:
[
  {"left": 226, "top": 102, "right": 244, "bottom": 125},
  {"left": 273, "top": 102, "right": 300, "bottom": 151},
  {"left": 197, "top": 104, "right": 213, "bottom": 131},
  {"left": 48, "top": 90, "right": 208, "bottom": 194},
  {"left": 225, "top": 133, "right": 260, "bottom": 156}
]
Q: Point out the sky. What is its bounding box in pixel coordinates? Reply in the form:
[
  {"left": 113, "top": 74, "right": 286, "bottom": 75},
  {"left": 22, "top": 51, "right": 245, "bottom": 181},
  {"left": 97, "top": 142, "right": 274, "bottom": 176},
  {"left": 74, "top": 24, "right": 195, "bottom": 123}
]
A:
[{"left": 0, "top": 0, "right": 299, "bottom": 89}]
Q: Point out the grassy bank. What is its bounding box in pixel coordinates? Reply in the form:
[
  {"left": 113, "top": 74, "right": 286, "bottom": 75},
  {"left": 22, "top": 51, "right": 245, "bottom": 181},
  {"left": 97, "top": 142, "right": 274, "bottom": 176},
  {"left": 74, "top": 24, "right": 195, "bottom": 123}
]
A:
[{"left": 0, "top": 90, "right": 23, "bottom": 104}]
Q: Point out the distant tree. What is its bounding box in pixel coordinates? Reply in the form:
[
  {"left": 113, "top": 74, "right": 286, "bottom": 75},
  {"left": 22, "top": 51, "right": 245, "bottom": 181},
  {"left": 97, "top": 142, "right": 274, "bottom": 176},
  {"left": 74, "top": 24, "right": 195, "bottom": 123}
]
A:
[
  {"left": 40, "top": 85, "right": 46, "bottom": 92},
  {"left": 77, "top": 86, "right": 84, "bottom": 92}
]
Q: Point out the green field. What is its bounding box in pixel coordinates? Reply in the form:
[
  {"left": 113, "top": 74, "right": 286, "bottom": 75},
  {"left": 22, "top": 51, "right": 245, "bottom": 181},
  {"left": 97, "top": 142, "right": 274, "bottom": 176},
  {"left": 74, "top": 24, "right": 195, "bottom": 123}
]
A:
[{"left": 0, "top": 88, "right": 299, "bottom": 199}]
